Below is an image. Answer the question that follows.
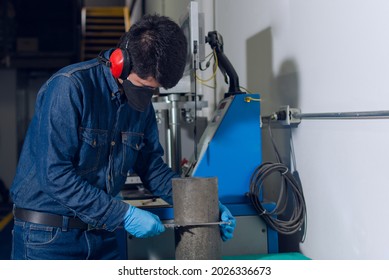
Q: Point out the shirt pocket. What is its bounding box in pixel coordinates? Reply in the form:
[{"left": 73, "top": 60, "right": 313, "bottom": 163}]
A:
[
  {"left": 77, "top": 127, "right": 108, "bottom": 175},
  {"left": 121, "top": 132, "right": 145, "bottom": 176}
]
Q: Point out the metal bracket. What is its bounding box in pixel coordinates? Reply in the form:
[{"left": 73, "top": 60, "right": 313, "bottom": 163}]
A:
[
  {"left": 279, "top": 105, "right": 301, "bottom": 126},
  {"left": 164, "top": 221, "right": 231, "bottom": 228}
]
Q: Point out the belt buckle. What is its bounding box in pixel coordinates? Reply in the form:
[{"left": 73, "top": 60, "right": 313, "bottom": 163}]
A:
[
  {"left": 87, "top": 224, "right": 107, "bottom": 231},
  {"left": 87, "top": 224, "right": 96, "bottom": 231}
]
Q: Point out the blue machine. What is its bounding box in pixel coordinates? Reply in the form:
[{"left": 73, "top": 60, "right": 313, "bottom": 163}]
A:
[
  {"left": 186, "top": 93, "right": 278, "bottom": 255},
  {"left": 125, "top": 93, "right": 278, "bottom": 259},
  {"left": 188, "top": 93, "right": 262, "bottom": 203}
]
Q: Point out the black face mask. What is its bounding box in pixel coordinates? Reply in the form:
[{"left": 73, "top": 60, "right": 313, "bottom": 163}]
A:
[{"left": 122, "top": 79, "right": 159, "bottom": 112}]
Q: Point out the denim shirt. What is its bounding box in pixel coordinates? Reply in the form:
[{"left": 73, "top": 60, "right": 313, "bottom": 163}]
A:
[{"left": 10, "top": 50, "right": 178, "bottom": 231}]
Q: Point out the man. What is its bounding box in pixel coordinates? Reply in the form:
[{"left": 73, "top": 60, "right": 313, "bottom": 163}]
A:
[{"left": 10, "top": 14, "right": 236, "bottom": 260}]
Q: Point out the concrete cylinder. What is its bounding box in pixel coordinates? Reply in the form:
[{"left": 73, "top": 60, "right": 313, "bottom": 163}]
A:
[{"left": 172, "top": 177, "right": 221, "bottom": 260}]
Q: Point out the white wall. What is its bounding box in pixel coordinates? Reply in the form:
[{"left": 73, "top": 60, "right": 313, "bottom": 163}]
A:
[
  {"left": 213, "top": 0, "right": 389, "bottom": 259},
  {"left": 145, "top": 0, "right": 190, "bottom": 22}
]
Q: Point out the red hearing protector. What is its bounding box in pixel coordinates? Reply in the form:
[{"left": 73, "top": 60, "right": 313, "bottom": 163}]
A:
[{"left": 98, "top": 48, "right": 132, "bottom": 80}]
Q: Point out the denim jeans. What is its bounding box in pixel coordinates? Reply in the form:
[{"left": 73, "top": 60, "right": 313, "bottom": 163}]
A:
[{"left": 11, "top": 218, "right": 121, "bottom": 260}]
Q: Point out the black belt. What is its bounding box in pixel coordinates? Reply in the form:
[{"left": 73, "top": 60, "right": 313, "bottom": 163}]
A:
[{"left": 13, "top": 207, "right": 88, "bottom": 230}]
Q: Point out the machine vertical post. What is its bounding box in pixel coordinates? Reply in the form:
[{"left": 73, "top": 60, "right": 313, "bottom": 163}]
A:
[{"left": 168, "top": 93, "right": 182, "bottom": 173}]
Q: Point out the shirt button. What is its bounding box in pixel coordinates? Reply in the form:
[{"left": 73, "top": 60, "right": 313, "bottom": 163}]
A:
[{"left": 111, "top": 141, "right": 115, "bottom": 146}]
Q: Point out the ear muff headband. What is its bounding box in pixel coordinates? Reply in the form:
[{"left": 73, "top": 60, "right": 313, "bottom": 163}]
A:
[{"left": 108, "top": 48, "right": 132, "bottom": 80}]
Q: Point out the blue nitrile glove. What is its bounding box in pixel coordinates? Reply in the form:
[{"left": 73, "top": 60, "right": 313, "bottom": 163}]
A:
[
  {"left": 219, "top": 202, "right": 237, "bottom": 242},
  {"left": 123, "top": 205, "right": 165, "bottom": 238}
]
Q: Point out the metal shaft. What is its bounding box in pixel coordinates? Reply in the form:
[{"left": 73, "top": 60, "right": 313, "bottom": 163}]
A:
[
  {"left": 168, "top": 94, "right": 182, "bottom": 173},
  {"left": 172, "top": 177, "right": 221, "bottom": 260},
  {"left": 164, "top": 221, "right": 230, "bottom": 228},
  {"left": 294, "top": 110, "right": 389, "bottom": 120}
]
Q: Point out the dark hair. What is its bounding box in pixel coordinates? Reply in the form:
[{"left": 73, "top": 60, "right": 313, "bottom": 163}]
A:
[{"left": 117, "top": 14, "right": 187, "bottom": 89}]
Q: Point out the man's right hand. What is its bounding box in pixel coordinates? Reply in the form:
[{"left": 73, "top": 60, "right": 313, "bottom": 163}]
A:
[{"left": 123, "top": 206, "right": 165, "bottom": 238}]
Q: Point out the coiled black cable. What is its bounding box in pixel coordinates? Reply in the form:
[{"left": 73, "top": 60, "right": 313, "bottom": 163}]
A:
[{"left": 249, "top": 117, "right": 307, "bottom": 240}]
